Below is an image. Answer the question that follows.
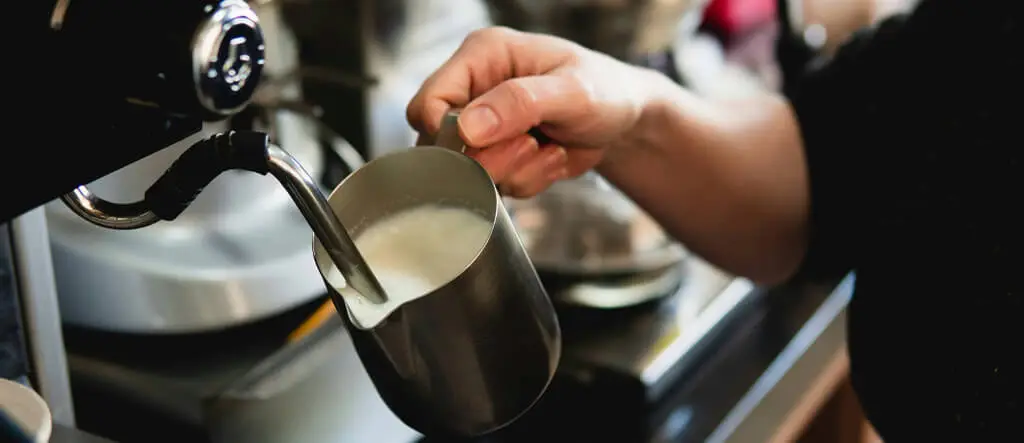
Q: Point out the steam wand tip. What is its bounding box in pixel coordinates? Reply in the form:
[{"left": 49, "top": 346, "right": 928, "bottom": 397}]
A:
[{"left": 264, "top": 142, "right": 389, "bottom": 304}]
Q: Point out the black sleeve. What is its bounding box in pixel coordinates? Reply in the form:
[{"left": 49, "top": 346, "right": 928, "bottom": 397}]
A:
[{"left": 788, "top": 0, "right": 1023, "bottom": 279}]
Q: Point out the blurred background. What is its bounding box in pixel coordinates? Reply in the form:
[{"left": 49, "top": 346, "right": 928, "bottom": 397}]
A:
[{"left": 4, "top": 0, "right": 916, "bottom": 442}]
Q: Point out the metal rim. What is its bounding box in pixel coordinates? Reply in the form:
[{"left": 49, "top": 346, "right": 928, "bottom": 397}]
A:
[
  {"left": 532, "top": 243, "right": 689, "bottom": 277},
  {"left": 551, "top": 264, "right": 687, "bottom": 309}
]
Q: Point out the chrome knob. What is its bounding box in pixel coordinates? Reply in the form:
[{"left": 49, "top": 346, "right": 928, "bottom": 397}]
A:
[{"left": 192, "top": 0, "right": 266, "bottom": 117}]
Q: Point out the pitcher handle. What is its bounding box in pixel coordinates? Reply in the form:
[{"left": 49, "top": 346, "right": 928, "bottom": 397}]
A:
[
  {"left": 433, "top": 109, "right": 467, "bottom": 153},
  {"left": 431, "top": 108, "right": 554, "bottom": 154}
]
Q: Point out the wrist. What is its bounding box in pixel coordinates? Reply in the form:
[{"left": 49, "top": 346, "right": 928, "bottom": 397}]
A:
[
  {"left": 601, "top": 68, "right": 689, "bottom": 168},
  {"left": 629, "top": 67, "right": 681, "bottom": 141}
]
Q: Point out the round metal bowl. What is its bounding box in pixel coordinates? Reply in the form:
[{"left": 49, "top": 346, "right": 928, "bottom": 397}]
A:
[
  {"left": 483, "top": 0, "right": 708, "bottom": 60},
  {"left": 507, "top": 172, "right": 688, "bottom": 278}
]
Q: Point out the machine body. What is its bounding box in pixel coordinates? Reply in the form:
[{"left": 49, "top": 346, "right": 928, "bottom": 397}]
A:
[{"left": 4, "top": 0, "right": 265, "bottom": 223}]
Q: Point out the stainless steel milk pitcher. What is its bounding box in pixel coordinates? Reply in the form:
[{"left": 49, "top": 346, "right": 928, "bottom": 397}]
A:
[
  {"left": 59, "top": 117, "right": 561, "bottom": 438},
  {"left": 312, "top": 112, "right": 561, "bottom": 437}
]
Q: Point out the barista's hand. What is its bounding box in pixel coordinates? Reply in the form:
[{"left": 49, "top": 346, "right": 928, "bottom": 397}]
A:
[{"left": 407, "top": 27, "right": 664, "bottom": 197}]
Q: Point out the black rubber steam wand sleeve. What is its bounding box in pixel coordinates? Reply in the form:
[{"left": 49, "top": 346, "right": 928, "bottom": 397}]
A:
[{"left": 144, "top": 131, "right": 272, "bottom": 221}]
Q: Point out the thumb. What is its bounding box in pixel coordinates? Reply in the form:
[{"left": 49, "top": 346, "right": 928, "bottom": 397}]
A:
[{"left": 457, "top": 74, "right": 589, "bottom": 148}]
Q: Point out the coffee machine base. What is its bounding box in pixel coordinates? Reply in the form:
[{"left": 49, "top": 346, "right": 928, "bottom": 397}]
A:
[
  {"left": 45, "top": 124, "right": 331, "bottom": 335},
  {"left": 62, "top": 258, "right": 756, "bottom": 443},
  {"left": 63, "top": 297, "right": 421, "bottom": 443},
  {"left": 47, "top": 204, "right": 326, "bottom": 334}
]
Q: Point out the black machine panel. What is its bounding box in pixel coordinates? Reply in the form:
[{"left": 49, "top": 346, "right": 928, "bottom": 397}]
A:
[
  {"left": 0, "top": 224, "right": 29, "bottom": 383},
  {"left": 4, "top": 0, "right": 265, "bottom": 222}
]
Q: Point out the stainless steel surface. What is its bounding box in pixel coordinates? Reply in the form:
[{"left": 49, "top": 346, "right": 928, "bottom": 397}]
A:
[
  {"left": 192, "top": 0, "right": 266, "bottom": 116},
  {"left": 555, "top": 265, "right": 685, "bottom": 309},
  {"left": 327, "top": 133, "right": 366, "bottom": 172},
  {"left": 65, "top": 313, "right": 420, "bottom": 443},
  {"left": 9, "top": 210, "right": 75, "bottom": 426},
  {"left": 60, "top": 258, "right": 768, "bottom": 443},
  {"left": 313, "top": 146, "right": 561, "bottom": 437},
  {"left": 565, "top": 258, "right": 755, "bottom": 400},
  {"left": 47, "top": 2, "right": 334, "bottom": 333},
  {"left": 49, "top": 121, "right": 329, "bottom": 333},
  {"left": 59, "top": 188, "right": 159, "bottom": 230},
  {"left": 206, "top": 324, "right": 420, "bottom": 443},
  {"left": 642, "top": 277, "right": 754, "bottom": 392},
  {"left": 434, "top": 110, "right": 467, "bottom": 153},
  {"left": 266, "top": 144, "right": 387, "bottom": 304},
  {"left": 708, "top": 275, "right": 854, "bottom": 443},
  {"left": 484, "top": 0, "right": 708, "bottom": 60},
  {"left": 507, "top": 172, "right": 688, "bottom": 278},
  {"left": 48, "top": 206, "right": 327, "bottom": 333},
  {"left": 219, "top": 314, "right": 346, "bottom": 401}
]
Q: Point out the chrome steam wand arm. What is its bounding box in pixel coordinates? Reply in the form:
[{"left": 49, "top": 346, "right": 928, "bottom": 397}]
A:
[
  {"left": 60, "top": 131, "right": 388, "bottom": 304},
  {"left": 264, "top": 143, "right": 388, "bottom": 304}
]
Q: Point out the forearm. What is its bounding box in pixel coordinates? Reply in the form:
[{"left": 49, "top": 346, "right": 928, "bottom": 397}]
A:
[{"left": 598, "top": 72, "right": 809, "bottom": 284}]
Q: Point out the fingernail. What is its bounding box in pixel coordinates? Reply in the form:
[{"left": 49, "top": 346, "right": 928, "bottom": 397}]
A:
[
  {"left": 460, "top": 106, "right": 500, "bottom": 142},
  {"left": 543, "top": 147, "right": 568, "bottom": 167},
  {"left": 546, "top": 167, "right": 570, "bottom": 181},
  {"left": 514, "top": 138, "right": 539, "bottom": 162}
]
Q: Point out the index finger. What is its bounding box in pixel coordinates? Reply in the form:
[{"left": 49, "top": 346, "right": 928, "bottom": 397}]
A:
[{"left": 406, "top": 27, "right": 576, "bottom": 135}]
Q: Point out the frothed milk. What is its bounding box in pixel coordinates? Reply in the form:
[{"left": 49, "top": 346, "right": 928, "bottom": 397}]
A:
[{"left": 324, "top": 204, "right": 493, "bottom": 328}]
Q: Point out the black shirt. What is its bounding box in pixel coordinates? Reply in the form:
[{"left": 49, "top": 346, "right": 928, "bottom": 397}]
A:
[{"left": 790, "top": 0, "right": 1022, "bottom": 441}]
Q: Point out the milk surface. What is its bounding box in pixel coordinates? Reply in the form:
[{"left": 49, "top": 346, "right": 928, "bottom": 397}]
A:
[{"left": 324, "top": 204, "right": 493, "bottom": 328}]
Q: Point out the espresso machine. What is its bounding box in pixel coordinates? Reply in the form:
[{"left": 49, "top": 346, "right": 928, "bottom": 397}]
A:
[
  {"left": 42, "top": 0, "right": 331, "bottom": 335},
  {"left": 4, "top": 1, "right": 762, "bottom": 442},
  {"left": 3, "top": 0, "right": 273, "bottom": 439},
  {"left": 6, "top": 0, "right": 260, "bottom": 222},
  {"left": 3, "top": 0, "right": 485, "bottom": 442}
]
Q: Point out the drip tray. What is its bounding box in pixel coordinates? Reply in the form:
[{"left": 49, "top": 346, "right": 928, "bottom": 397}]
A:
[
  {"left": 546, "top": 265, "right": 686, "bottom": 309},
  {"left": 557, "top": 258, "right": 759, "bottom": 403}
]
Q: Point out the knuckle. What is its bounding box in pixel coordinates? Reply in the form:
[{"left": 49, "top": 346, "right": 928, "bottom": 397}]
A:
[
  {"left": 502, "top": 79, "right": 539, "bottom": 122},
  {"left": 565, "top": 70, "right": 598, "bottom": 109},
  {"left": 405, "top": 98, "right": 421, "bottom": 124},
  {"left": 464, "top": 29, "right": 487, "bottom": 46},
  {"left": 406, "top": 109, "right": 429, "bottom": 134},
  {"left": 521, "top": 183, "right": 547, "bottom": 198},
  {"left": 506, "top": 175, "right": 546, "bottom": 198},
  {"left": 405, "top": 100, "right": 431, "bottom": 131},
  {"left": 467, "top": 26, "right": 516, "bottom": 44},
  {"left": 506, "top": 176, "right": 532, "bottom": 197}
]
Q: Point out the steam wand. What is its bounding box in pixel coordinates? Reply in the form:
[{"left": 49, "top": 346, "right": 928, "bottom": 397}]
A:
[{"left": 60, "top": 131, "right": 388, "bottom": 304}]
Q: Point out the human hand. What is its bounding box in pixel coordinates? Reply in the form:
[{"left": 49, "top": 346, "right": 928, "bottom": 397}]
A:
[{"left": 407, "top": 27, "right": 664, "bottom": 197}]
